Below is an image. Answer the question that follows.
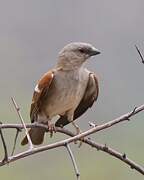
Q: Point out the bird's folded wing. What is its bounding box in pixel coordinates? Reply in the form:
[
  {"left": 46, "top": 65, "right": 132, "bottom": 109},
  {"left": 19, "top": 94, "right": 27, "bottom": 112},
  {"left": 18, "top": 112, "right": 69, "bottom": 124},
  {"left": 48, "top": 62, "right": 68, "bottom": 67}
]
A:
[
  {"left": 55, "top": 72, "right": 99, "bottom": 127},
  {"left": 30, "top": 70, "right": 54, "bottom": 123}
]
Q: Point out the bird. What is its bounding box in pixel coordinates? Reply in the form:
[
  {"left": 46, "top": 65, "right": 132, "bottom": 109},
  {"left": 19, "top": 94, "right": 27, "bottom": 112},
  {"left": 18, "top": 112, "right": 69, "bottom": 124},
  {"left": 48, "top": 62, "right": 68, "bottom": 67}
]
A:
[{"left": 21, "top": 42, "right": 100, "bottom": 146}]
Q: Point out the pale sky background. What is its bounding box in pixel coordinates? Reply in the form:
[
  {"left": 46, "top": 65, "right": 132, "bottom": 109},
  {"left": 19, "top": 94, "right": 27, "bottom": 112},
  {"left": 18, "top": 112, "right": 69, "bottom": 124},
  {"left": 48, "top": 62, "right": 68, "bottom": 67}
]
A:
[{"left": 0, "top": 1, "right": 144, "bottom": 180}]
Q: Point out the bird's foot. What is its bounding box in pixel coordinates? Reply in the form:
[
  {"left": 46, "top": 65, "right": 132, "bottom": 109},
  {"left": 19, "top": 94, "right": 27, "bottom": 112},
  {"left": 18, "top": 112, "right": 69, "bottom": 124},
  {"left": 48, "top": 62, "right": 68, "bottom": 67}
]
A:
[
  {"left": 77, "top": 130, "right": 84, "bottom": 148},
  {"left": 72, "top": 122, "right": 83, "bottom": 147},
  {"left": 47, "top": 122, "right": 56, "bottom": 138}
]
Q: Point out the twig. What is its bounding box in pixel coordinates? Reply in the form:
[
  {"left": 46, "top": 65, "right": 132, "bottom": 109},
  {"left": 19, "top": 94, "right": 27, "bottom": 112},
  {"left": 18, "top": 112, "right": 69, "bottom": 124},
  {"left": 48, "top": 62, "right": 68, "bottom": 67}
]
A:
[
  {"left": 65, "top": 143, "right": 80, "bottom": 180},
  {"left": 135, "top": 45, "right": 144, "bottom": 64},
  {"left": 88, "top": 121, "right": 97, "bottom": 127},
  {"left": 11, "top": 97, "right": 33, "bottom": 149},
  {"left": 0, "top": 123, "right": 8, "bottom": 162},
  {"left": 11, "top": 128, "right": 21, "bottom": 156},
  {"left": 1, "top": 104, "right": 143, "bottom": 132},
  {"left": 0, "top": 104, "right": 144, "bottom": 174},
  {"left": 83, "top": 138, "right": 144, "bottom": 175},
  {"left": 0, "top": 125, "right": 144, "bottom": 175}
]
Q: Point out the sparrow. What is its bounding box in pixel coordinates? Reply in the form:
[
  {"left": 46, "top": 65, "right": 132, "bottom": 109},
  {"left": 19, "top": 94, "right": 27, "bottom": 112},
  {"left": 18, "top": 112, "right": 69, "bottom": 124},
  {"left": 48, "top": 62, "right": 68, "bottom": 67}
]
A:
[{"left": 21, "top": 42, "right": 100, "bottom": 145}]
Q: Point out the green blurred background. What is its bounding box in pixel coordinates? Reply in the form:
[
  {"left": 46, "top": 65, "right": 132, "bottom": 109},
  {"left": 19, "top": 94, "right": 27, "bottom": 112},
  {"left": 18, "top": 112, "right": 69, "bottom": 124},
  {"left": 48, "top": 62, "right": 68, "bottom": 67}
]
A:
[{"left": 0, "top": 0, "right": 144, "bottom": 179}]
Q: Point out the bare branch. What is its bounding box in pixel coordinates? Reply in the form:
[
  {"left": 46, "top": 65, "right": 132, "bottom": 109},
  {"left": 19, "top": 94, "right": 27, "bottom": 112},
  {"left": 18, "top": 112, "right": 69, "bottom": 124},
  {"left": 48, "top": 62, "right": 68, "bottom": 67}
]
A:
[
  {"left": 0, "top": 104, "right": 144, "bottom": 174},
  {"left": 11, "top": 97, "right": 33, "bottom": 149},
  {"left": 0, "top": 124, "right": 144, "bottom": 175},
  {"left": 88, "top": 121, "right": 97, "bottom": 127},
  {"left": 83, "top": 138, "right": 144, "bottom": 175},
  {"left": 65, "top": 143, "right": 80, "bottom": 180},
  {"left": 11, "top": 128, "right": 21, "bottom": 156},
  {"left": 135, "top": 45, "right": 144, "bottom": 64},
  {"left": 0, "top": 123, "right": 8, "bottom": 162}
]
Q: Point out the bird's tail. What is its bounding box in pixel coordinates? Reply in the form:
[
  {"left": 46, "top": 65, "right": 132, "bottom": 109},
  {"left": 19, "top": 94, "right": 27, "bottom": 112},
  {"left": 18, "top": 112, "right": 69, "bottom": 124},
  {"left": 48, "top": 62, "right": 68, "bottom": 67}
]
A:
[{"left": 21, "top": 127, "right": 45, "bottom": 145}]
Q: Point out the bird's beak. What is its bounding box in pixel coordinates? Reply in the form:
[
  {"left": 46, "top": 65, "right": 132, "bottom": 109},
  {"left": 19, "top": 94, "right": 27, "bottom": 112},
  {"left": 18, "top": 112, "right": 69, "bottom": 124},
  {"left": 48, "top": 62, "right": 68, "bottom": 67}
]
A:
[{"left": 90, "top": 47, "right": 101, "bottom": 56}]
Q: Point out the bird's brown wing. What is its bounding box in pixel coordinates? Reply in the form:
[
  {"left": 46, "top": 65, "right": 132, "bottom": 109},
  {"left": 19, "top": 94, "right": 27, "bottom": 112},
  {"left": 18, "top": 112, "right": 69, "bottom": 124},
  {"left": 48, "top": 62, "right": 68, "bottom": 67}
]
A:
[
  {"left": 55, "top": 72, "right": 99, "bottom": 127},
  {"left": 30, "top": 70, "right": 54, "bottom": 123},
  {"left": 21, "top": 70, "right": 55, "bottom": 145}
]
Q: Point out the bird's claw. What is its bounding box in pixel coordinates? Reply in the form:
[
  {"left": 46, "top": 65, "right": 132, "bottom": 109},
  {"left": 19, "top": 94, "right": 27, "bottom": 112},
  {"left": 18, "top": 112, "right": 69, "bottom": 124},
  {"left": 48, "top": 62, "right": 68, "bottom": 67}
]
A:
[
  {"left": 72, "top": 122, "right": 83, "bottom": 147},
  {"left": 47, "top": 122, "right": 56, "bottom": 138},
  {"left": 75, "top": 129, "right": 84, "bottom": 148}
]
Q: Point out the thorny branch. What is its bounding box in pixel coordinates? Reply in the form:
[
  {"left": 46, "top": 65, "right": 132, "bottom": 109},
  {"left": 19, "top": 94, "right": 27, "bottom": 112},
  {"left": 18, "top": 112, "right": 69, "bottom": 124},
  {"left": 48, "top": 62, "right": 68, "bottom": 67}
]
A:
[
  {"left": 11, "top": 128, "right": 21, "bottom": 156},
  {"left": 0, "top": 104, "right": 144, "bottom": 175},
  {"left": 65, "top": 143, "right": 80, "bottom": 180},
  {"left": 0, "top": 122, "right": 8, "bottom": 162},
  {"left": 11, "top": 97, "right": 33, "bottom": 149},
  {"left": 135, "top": 45, "right": 144, "bottom": 64}
]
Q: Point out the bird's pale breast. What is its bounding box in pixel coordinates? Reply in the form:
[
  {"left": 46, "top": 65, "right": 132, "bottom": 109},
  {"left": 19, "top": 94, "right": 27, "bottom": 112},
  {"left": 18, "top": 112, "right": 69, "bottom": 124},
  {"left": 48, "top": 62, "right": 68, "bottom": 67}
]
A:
[{"left": 44, "top": 68, "right": 89, "bottom": 119}]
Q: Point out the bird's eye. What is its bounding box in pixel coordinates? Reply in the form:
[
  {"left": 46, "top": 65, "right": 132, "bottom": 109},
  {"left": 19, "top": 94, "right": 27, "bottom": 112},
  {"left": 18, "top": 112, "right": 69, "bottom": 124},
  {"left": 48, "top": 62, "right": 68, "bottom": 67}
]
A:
[{"left": 79, "top": 49, "right": 85, "bottom": 53}]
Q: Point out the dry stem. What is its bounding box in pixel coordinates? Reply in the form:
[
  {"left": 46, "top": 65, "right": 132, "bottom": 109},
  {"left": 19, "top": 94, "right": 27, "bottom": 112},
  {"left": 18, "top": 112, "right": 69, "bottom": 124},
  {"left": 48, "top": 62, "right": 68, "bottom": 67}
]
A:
[{"left": 0, "top": 104, "right": 144, "bottom": 175}]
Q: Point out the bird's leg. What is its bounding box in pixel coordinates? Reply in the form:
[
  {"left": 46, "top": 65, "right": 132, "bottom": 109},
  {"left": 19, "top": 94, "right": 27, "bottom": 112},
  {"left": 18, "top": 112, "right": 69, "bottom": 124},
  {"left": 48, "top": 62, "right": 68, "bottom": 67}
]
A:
[
  {"left": 67, "top": 112, "right": 79, "bottom": 134},
  {"left": 38, "top": 116, "right": 56, "bottom": 137},
  {"left": 47, "top": 121, "right": 56, "bottom": 138},
  {"left": 67, "top": 111, "right": 83, "bottom": 147},
  {"left": 72, "top": 121, "right": 81, "bottom": 135},
  {"left": 72, "top": 121, "right": 83, "bottom": 147}
]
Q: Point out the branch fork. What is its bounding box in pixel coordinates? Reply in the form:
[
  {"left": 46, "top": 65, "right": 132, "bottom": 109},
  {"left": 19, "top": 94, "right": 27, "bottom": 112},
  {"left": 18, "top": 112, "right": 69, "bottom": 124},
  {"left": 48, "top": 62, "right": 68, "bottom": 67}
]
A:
[
  {"left": 0, "top": 95, "right": 144, "bottom": 180},
  {"left": 11, "top": 97, "right": 34, "bottom": 150}
]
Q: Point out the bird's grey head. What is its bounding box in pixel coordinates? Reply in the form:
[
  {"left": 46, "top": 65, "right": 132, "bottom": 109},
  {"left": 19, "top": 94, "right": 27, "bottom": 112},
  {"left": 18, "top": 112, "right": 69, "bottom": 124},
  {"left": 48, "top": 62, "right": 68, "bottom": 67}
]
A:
[{"left": 57, "top": 42, "right": 100, "bottom": 70}]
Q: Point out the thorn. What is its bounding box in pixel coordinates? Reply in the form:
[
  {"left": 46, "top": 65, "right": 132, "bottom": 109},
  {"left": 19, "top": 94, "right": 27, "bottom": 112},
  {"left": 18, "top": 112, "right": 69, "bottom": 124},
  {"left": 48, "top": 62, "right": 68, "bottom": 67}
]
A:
[
  {"left": 103, "top": 144, "right": 109, "bottom": 151},
  {"left": 127, "top": 107, "right": 137, "bottom": 120},
  {"left": 64, "top": 142, "right": 68, "bottom": 147},
  {"left": 122, "top": 153, "right": 126, "bottom": 159},
  {"left": 88, "top": 121, "right": 97, "bottom": 127},
  {"left": 131, "top": 107, "right": 137, "bottom": 115}
]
